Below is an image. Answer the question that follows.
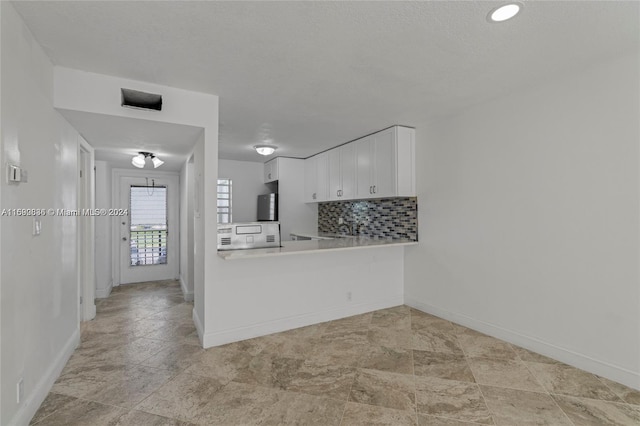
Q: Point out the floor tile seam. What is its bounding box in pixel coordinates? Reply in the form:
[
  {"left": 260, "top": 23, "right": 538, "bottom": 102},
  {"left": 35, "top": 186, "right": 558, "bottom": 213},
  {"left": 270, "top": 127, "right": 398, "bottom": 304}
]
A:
[
  {"left": 229, "top": 378, "right": 349, "bottom": 406},
  {"left": 419, "top": 413, "right": 494, "bottom": 425},
  {"left": 592, "top": 373, "right": 636, "bottom": 405},
  {"left": 549, "top": 391, "right": 640, "bottom": 408},
  {"left": 458, "top": 355, "right": 497, "bottom": 426},
  {"left": 520, "top": 359, "right": 629, "bottom": 404},
  {"left": 541, "top": 391, "right": 579, "bottom": 426},
  {"left": 51, "top": 393, "right": 135, "bottom": 414},
  {"left": 518, "top": 353, "right": 558, "bottom": 399},
  {"left": 29, "top": 393, "right": 77, "bottom": 426}
]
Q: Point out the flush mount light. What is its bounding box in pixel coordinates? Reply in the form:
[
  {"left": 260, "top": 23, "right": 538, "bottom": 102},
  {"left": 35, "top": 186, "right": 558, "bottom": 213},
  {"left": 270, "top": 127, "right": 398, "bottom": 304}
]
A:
[
  {"left": 254, "top": 145, "right": 277, "bottom": 156},
  {"left": 488, "top": 3, "right": 522, "bottom": 22},
  {"left": 131, "top": 152, "right": 164, "bottom": 168}
]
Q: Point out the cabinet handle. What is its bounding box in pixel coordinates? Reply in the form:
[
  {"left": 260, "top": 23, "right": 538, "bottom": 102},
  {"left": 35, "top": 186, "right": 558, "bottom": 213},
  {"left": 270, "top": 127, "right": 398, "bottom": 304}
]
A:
[
  {"left": 268, "top": 173, "right": 271, "bottom": 179},
  {"left": 369, "top": 186, "right": 372, "bottom": 194},
  {"left": 373, "top": 185, "right": 376, "bottom": 194},
  {"left": 312, "top": 193, "right": 316, "bottom": 200}
]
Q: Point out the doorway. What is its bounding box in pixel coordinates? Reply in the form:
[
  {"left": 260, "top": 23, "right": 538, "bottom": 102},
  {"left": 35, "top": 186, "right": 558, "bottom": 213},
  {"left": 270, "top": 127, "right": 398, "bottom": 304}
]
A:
[{"left": 117, "top": 175, "right": 179, "bottom": 284}]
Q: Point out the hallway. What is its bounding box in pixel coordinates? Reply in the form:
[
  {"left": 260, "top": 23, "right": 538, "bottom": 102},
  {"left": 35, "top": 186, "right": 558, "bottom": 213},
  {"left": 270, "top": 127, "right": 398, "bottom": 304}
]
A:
[{"left": 31, "top": 281, "right": 640, "bottom": 425}]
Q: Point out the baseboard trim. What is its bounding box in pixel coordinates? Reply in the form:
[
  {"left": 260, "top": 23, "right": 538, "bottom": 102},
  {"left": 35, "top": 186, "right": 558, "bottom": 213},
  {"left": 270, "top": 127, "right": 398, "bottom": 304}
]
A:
[
  {"left": 404, "top": 296, "right": 640, "bottom": 391},
  {"left": 192, "top": 307, "right": 204, "bottom": 347},
  {"left": 11, "top": 327, "right": 80, "bottom": 426},
  {"left": 179, "top": 275, "right": 193, "bottom": 302},
  {"left": 202, "top": 295, "right": 404, "bottom": 348},
  {"left": 95, "top": 280, "right": 112, "bottom": 299}
]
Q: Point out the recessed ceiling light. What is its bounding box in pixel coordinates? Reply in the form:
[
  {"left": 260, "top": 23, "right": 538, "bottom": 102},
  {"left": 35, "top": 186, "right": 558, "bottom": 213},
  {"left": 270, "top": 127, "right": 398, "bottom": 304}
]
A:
[{"left": 488, "top": 3, "right": 522, "bottom": 22}]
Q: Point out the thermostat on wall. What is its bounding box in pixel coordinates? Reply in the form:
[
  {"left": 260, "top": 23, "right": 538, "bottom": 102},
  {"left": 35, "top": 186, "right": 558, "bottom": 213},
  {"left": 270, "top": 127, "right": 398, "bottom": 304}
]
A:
[
  {"left": 7, "top": 164, "right": 21, "bottom": 183},
  {"left": 6, "top": 164, "right": 28, "bottom": 184}
]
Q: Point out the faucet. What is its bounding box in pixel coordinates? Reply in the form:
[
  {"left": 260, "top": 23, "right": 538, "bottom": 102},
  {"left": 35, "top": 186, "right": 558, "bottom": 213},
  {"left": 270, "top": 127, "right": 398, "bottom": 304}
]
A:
[
  {"left": 338, "top": 218, "right": 362, "bottom": 236},
  {"left": 338, "top": 222, "right": 353, "bottom": 236}
]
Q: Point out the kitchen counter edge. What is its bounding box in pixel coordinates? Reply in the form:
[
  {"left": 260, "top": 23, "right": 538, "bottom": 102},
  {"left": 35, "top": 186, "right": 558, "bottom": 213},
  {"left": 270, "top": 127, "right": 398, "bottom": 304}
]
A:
[{"left": 217, "top": 238, "right": 417, "bottom": 260}]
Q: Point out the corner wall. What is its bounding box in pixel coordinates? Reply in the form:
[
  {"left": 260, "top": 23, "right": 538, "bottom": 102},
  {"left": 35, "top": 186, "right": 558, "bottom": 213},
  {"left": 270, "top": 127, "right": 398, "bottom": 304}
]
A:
[
  {"left": 404, "top": 52, "right": 640, "bottom": 389},
  {"left": 95, "top": 160, "right": 112, "bottom": 298},
  {"left": 179, "top": 156, "right": 195, "bottom": 300},
  {"left": 1, "top": 4, "right": 81, "bottom": 424}
]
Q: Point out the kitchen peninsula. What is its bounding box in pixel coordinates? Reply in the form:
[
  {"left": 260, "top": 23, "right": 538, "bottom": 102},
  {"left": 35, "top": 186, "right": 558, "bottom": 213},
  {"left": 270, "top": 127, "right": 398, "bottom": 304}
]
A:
[{"left": 202, "top": 126, "right": 417, "bottom": 348}]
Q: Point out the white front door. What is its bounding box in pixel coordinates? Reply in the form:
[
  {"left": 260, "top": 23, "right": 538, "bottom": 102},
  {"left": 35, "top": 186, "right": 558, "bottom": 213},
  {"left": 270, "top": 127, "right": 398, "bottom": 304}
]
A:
[{"left": 119, "top": 176, "right": 179, "bottom": 284}]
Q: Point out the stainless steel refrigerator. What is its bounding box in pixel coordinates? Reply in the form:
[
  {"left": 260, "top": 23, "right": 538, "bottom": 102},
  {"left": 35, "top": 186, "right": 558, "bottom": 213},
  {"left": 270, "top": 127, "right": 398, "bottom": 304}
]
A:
[{"left": 257, "top": 193, "right": 278, "bottom": 221}]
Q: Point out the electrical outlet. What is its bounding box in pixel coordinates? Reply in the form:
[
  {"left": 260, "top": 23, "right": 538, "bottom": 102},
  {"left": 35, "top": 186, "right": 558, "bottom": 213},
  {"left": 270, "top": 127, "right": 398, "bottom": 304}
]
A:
[
  {"left": 346, "top": 291, "right": 352, "bottom": 302},
  {"left": 17, "top": 378, "right": 24, "bottom": 404}
]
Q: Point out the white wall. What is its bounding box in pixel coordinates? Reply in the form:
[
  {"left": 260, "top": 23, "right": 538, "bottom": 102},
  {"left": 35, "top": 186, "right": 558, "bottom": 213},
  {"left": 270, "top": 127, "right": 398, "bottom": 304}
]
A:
[
  {"left": 218, "top": 159, "right": 268, "bottom": 223},
  {"left": 1, "top": 4, "right": 82, "bottom": 424},
  {"left": 404, "top": 52, "right": 640, "bottom": 389},
  {"left": 180, "top": 156, "right": 195, "bottom": 300},
  {"left": 277, "top": 158, "right": 318, "bottom": 240},
  {"left": 51, "top": 65, "right": 219, "bottom": 348},
  {"left": 95, "top": 160, "right": 112, "bottom": 298}
]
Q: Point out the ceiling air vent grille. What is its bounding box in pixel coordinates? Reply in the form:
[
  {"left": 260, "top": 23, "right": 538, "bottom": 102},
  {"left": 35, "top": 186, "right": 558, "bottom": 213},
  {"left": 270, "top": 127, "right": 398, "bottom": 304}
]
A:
[
  {"left": 220, "top": 237, "right": 232, "bottom": 246},
  {"left": 266, "top": 235, "right": 276, "bottom": 243},
  {"left": 121, "top": 88, "right": 162, "bottom": 111}
]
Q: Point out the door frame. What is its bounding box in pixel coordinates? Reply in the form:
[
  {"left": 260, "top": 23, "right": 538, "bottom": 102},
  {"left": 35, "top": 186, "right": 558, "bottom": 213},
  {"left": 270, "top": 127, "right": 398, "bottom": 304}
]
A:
[
  {"left": 111, "top": 168, "right": 180, "bottom": 287},
  {"left": 78, "top": 136, "right": 96, "bottom": 321}
]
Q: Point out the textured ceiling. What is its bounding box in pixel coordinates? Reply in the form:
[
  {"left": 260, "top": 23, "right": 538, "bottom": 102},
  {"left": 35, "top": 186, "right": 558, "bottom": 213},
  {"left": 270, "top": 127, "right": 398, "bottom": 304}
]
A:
[{"left": 13, "top": 1, "right": 640, "bottom": 163}]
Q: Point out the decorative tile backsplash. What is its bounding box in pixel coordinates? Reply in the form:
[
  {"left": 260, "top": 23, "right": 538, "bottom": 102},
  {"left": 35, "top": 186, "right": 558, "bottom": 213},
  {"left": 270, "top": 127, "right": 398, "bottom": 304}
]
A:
[{"left": 318, "top": 197, "right": 418, "bottom": 241}]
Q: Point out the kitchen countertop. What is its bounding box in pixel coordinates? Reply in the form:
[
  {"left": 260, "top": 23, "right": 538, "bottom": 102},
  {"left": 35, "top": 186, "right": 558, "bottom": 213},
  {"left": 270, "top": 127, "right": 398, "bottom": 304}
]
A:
[{"left": 217, "top": 236, "right": 417, "bottom": 260}]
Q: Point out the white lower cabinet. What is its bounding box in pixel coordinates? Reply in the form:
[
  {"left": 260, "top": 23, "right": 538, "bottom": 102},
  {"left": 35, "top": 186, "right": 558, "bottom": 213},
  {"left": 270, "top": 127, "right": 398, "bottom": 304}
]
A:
[{"left": 305, "top": 125, "right": 415, "bottom": 203}]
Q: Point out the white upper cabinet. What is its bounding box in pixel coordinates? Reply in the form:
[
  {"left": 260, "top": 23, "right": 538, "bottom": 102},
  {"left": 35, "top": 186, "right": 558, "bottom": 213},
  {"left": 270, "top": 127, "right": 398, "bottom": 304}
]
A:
[
  {"left": 355, "top": 135, "right": 374, "bottom": 199},
  {"left": 328, "top": 144, "right": 356, "bottom": 201},
  {"left": 357, "top": 126, "right": 415, "bottom": 199},
  {"left": 305, "top": 126, "right": 415, "bottom": 202},
  {"left": 264, "top": 158, "right": 279, "bottom": 183},
  {"left": 304, "top": 152, "right": 329, "bottom": 202}
]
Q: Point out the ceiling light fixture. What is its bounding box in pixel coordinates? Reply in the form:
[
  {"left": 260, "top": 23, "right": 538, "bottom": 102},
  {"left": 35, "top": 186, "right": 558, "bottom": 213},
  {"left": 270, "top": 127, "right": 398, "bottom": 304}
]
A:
[
  {"left": 488, "top": 3, "right": 522, "bottom": 22},
  {"left": 254, "top": 145, "right": 277, "bottom": 156},
  {"left": 131, "top": 151, "right": 164, "bottom": 168}
]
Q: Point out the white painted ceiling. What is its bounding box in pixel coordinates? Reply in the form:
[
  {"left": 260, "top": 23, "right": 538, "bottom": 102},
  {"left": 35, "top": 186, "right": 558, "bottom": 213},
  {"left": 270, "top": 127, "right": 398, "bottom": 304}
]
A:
[
  {"left": 13, "top": 1, "right": 640, "bottom": 163},
  {"left": 62, "top": 110, "right": 203, "bottom": 171}
]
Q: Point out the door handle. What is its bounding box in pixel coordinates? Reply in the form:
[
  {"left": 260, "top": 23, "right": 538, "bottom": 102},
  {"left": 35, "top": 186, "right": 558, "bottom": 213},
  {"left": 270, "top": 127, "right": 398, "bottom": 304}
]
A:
[{"left": 122, "top": 237, "right": 127, "bottom": 241}]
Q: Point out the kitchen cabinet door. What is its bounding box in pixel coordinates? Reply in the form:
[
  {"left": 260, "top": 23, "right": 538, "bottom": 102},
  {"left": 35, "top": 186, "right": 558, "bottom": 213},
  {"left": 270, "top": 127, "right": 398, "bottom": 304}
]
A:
[
  {"left": 315, "top": 152, "right": 329, "bottom": 202},
  {"left": 264, "top": 158, "right": 279, "bottom": 183},
  {"left": 356, "top": 136, "right": 374, "bottom": 199},
  {"left": 304, "top": 156, "right": 317, "bottom": 203},
  {"left": 328, "top": 148, "right": 341, "bottom": 201},
  {"left": 372, "top": 128, "right": 396, "bottom": 197},
  {"left": 340, "top": 143, "right": 356, "bottom": 199}
]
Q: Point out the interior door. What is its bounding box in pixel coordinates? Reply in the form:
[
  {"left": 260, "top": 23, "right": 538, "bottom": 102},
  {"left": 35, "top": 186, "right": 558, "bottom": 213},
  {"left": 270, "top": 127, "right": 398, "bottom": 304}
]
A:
[{"left": 119, "top": 176, "right": 178, "bottom": 284}]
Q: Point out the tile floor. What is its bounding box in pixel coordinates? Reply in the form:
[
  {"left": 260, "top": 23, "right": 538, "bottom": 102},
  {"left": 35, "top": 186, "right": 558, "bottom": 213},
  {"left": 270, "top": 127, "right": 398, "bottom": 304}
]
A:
[{"left": 31, "top": 280, "right": 640, "bottom": 425}]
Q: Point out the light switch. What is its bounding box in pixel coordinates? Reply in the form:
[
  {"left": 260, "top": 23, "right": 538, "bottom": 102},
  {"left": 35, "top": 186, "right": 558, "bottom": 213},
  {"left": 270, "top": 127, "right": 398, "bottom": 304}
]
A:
[{"left": 33, "top": 218, "right": 41, "bottom": 236}]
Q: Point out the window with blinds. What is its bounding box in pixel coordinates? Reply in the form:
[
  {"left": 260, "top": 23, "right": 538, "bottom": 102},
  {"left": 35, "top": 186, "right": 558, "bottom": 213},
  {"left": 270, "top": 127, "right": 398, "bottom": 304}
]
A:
[
  {"left": 129, "top": 185, "right": 168, "bottom": 266},
  {"left": 217, "top": 178, "right": 232, "bottom": 224}
]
